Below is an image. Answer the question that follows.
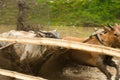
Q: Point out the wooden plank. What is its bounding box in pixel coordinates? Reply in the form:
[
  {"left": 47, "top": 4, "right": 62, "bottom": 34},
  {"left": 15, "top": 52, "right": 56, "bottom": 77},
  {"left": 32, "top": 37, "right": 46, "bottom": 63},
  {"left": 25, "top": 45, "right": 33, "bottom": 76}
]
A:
[
  {"left": 0, "top": 69, "right": 47, "bottom": 80},
  {"left": 0, "top": 37, "right": 120, "bottom": 57},
  {"left": 0, "top": 42, "right": 16, "bottom": 50}
]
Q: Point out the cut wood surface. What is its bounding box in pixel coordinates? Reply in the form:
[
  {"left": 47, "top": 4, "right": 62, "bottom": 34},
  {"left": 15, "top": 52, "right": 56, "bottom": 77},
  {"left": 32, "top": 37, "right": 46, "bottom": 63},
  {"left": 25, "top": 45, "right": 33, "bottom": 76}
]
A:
[
  {"left": 0, "top": 69, "right": 47, "bottom": 80},
  {"left": 0, "top": 37, "right": 120, "bottom": 57}
]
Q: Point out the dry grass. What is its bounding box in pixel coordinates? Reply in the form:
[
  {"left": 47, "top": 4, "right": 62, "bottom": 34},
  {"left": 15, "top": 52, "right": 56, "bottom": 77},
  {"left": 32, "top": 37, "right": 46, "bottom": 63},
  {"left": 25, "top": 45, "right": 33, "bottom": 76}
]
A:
[
  {"left": 0, "top": 25, "right": 95, "bottom": 38},
  {"left": 49, "top": 26, "right": 95, "bottom": 38},
  {"left": 0, "top": 25, "right": 16, "bottom": 33}
]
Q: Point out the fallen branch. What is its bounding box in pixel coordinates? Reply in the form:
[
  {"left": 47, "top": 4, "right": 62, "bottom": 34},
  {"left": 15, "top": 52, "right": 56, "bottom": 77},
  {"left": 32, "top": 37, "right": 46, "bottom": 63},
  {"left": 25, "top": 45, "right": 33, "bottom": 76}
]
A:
[
  {"left": 0, "top": 37, "right": 120, "bottom": 57},
  {"left": 0, "top": 68, "right": 46, "bottom": 80}
]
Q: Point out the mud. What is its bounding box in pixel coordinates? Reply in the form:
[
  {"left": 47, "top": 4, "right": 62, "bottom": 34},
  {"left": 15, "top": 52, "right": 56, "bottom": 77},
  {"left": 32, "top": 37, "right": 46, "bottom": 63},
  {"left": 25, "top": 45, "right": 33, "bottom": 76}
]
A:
[
  {"left": 63, "top": 65, "right": 115, "bottom": 80},
  {"left": 61, "top": 58, "right": 119, "bottom": 80}
]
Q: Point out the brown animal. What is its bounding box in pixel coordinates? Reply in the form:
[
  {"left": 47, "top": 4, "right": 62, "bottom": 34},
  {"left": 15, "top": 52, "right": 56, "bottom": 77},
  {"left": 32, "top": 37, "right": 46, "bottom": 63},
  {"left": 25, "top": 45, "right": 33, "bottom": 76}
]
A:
[
  {"left": 39, "top": 24, "right": 120, "bottom": 80},
  {"left": 0, "top": 30, "right": 60, "bottom": 78},
  {"left": 0, "top": 24, "right": 120, "bottom": 80},
  {"left": 0, "top": 44, "right": 22, "bottom": 80},
  {"left": 0, "top": 52, "right": 17, "bottom": 80}
]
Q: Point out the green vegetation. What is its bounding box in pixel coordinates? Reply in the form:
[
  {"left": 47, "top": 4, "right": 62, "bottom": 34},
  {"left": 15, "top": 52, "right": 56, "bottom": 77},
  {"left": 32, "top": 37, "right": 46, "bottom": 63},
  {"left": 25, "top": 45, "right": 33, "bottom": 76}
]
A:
[
  {"left": 45, "top": 0, "right": 120, "bottom": 26},
  {"left": 1, "top": 0, "right": 120, "bottom": 27}
]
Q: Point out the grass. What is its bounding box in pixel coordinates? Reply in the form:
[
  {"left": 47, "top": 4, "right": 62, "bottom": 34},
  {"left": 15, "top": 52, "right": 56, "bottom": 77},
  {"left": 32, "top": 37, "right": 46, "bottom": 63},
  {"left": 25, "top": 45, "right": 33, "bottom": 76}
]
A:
[
  {"left": 0, "top": 25, "right": 95, "bottom": 38},
  {"left": 0, "top": 25, "right": 16, "bottom": 33},
  {"left": 49, "top": 26, "right": 95, "bottom": 38}
]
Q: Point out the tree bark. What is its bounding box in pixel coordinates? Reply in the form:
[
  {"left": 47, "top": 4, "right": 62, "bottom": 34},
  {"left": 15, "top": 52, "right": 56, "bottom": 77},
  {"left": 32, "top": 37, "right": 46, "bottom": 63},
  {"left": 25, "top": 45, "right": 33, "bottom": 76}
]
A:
[{"left": 17, "top": 0, "right": 29, "bottom": 31}]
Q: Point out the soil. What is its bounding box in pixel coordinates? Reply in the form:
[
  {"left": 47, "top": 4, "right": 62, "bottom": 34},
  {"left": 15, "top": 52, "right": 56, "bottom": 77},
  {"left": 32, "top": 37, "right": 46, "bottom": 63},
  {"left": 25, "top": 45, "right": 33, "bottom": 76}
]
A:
[
  {"left": 60, "top": 58, "right": 120, "bottom": 80},
  {"left": 63, "top": 65, "right": 115, "bottom": 80}
]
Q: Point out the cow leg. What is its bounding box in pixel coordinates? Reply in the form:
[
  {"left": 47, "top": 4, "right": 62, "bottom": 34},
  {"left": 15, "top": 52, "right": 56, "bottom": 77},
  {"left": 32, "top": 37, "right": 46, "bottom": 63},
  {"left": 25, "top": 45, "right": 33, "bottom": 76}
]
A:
[
  {"left": 97, "top": 62, "right": 112, "bottom": 80},
  {"left": 105, "top": 56, "right": 119, "bottom": 80},
  {"left": 107, "top": 60, "right": 119, "bottom": 80}
]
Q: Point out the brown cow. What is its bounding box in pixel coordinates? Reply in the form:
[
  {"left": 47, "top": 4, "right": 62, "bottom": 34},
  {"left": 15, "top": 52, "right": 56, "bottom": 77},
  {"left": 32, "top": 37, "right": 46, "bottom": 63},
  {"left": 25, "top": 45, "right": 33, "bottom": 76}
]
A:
[
  {"left": 0, "top": 41, "right": 23, "bottom": 80},
  {"left": 0, "top": 24, "right": 120, "bottom": 80},
  {"left": 0, "top": 52, "right": 18, "bottom": 80},
  {"left": 39, "top": 24, "right": 120, "bottom": 80},
  {"left": 0, "top": 30, "right": 60, "bottom": 79}
]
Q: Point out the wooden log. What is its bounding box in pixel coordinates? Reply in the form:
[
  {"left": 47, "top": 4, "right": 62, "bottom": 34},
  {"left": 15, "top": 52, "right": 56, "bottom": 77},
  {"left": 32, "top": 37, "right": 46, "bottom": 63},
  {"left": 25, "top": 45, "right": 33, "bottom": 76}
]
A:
[
  {"left": 0, "top": 37, "right": 120, "bottom": 57},
  {"left": 0, "top": 69, "right": 47, "bottom": 80}
]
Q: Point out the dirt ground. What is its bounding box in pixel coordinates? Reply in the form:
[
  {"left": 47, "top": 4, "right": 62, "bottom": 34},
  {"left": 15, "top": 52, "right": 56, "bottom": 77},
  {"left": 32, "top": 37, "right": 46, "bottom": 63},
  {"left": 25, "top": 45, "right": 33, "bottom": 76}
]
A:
[
  {"left": 63, "top": 65, "right": 115, "bottom": 80},
  {"left": 61, "top": 58, "right": 120, "bottom": 80}
]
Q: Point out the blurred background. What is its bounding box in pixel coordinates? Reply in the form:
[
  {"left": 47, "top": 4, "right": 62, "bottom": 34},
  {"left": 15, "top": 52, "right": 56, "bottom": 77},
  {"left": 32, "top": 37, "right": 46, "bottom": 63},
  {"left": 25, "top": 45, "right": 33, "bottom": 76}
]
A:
[{"left": 0, "top": 0, "right": 120, "bottom": 37}]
